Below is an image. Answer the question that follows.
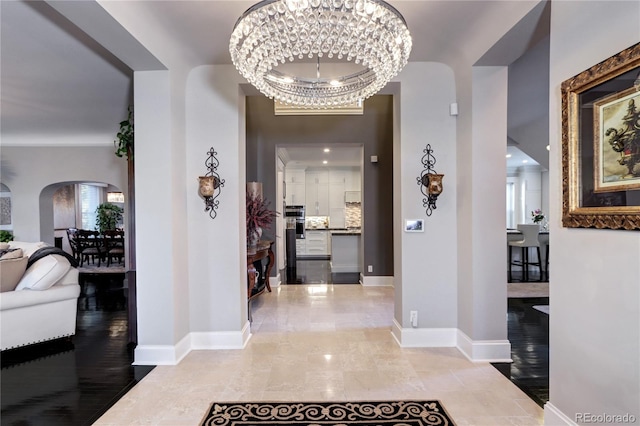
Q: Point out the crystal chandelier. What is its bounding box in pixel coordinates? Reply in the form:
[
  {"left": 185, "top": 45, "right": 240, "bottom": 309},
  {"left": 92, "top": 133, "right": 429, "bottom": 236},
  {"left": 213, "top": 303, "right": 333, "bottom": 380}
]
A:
[{"left": 229, "top": 0, "right": 412, "bottom": 108}]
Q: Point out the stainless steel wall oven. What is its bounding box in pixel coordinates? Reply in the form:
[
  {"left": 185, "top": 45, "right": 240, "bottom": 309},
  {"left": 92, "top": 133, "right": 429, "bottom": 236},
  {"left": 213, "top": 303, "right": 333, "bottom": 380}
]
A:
[{"left": 285, "top": 205, "right": 305, "bottom": 239}]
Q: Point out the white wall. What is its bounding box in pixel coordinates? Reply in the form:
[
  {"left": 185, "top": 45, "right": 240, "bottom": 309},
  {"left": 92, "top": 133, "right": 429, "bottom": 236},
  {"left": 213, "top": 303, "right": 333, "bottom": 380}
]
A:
[
  {"left": 133, "top": 70, "right": 186, "bottom": 364},
  {"left": 546, "top": 1, "right": 640, "bottom": 423},
  {"left": 0, "top": 146, "right": 127, "bottom": 243},
  {"left": 465, "top": 66, "right": 510, "bottom": 358},
  {"left": 185, "top": 65, "right": 248, "bottom": 344},
  {"left": 393, "top": 62, "right": 458, "bottom": 344}
]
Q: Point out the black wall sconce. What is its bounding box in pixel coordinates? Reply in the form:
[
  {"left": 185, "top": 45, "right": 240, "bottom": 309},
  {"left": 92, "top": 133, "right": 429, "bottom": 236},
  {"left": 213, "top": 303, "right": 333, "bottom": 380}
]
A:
[
  {"left": 198, "top": 147, "right": 225, "bottom": 219},
  {"left": 417, "top": 144, "right": 444, "bottom": 216}
]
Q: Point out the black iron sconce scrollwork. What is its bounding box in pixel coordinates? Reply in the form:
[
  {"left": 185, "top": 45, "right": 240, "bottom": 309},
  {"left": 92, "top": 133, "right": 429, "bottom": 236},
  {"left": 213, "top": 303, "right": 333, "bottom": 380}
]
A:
[
  {"left": 198, "top": 147, "right": 225, "bottom": 219},
  {"left": 417, "top": 144, "right": 444, "bottom": 216}
]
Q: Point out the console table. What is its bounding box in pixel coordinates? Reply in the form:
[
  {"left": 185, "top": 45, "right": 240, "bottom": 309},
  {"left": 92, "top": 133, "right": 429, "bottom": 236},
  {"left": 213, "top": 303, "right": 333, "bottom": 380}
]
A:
[{"left": 247, "top": 239, "right": 274, "bottom": 300}]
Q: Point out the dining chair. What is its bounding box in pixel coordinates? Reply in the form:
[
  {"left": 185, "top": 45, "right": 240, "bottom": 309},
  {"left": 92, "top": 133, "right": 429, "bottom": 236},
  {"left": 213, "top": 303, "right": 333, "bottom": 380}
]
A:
[
  {"left": 76, "top": 229, "right": 103, "bottom": 267},
  {"left": 66, "top": 228, "right": 80, "bottom": 262},
  {"left": 102, "top": 229, "right": 125, "bottom": 267},
  {"left": 508, "top": 224, "right": 542, "bottom": 282}
]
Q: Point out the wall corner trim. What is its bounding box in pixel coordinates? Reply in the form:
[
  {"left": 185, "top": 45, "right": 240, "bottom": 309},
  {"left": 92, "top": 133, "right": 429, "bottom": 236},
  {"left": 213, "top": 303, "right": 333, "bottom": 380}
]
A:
[
  {"left": 133, "top": 327, "right": 251, "bottom": 365},
  {"left": 456, "top": 329, "right": 512, "bottom": 362},
  {"left": 390, "top": 322, "right": 513, "bottom": 363},
  {"left": 190, "top": 328, "right": 249, "bottom": 350},
  {"left": 361, "top": 275, "right": 394, "bottom": 287},
  {"left": 133, "top": 334, "right": 191, "bottom": 366},
  {"left": 391, "top": 318, "right": 457, "bottom": 347},
  {"left": 544, "top": 402, "right": 578, "bottom": 426}
]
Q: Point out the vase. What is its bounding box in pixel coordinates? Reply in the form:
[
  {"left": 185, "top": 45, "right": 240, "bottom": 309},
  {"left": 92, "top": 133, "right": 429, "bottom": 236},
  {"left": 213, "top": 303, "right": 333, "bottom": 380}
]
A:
[{"left": 248, "top": 227, "right": 262, "bottom": 246}]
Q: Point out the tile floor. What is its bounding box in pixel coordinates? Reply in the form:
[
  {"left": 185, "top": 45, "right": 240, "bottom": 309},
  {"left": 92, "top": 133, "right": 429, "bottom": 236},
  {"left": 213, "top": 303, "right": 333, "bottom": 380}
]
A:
[{"left": 95, "top": 284, "right": 544, "bottom": 426}]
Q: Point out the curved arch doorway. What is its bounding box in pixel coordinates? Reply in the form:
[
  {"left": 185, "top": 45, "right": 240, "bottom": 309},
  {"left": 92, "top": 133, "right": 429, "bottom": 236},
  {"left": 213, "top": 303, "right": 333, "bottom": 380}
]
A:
[{"left": 40, "top": 180, "right": 137, "bottom": 344}]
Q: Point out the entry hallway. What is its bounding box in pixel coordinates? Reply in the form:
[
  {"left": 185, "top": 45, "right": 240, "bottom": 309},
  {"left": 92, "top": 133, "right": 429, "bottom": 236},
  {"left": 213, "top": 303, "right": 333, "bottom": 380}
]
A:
[{"left": 95, "top": 284, "right": 543, "bottom": 425}]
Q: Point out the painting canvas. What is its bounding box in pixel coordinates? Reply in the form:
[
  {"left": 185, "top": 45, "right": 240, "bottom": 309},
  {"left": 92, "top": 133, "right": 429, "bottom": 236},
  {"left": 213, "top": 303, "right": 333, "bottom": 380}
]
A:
[{"left": 593, "top": 88, "right": 640, "bottom": 192}]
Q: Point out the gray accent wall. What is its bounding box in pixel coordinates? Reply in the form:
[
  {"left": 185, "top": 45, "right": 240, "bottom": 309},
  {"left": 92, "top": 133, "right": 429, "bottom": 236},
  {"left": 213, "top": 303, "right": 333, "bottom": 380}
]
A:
[{"left": 245, "top": 95, "right": 394, "bottom": 277}]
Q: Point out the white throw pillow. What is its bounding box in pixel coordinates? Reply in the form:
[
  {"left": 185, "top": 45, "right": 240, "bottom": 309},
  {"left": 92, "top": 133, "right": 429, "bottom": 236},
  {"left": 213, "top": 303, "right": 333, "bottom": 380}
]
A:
[{"left": 15, "top": 254, "right": 71, "bottom": 291}]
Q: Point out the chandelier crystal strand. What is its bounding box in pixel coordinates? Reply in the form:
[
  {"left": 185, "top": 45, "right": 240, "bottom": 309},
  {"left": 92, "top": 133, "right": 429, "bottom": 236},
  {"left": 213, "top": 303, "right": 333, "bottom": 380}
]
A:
[{"left": 230, "top": 0, "right": 411, "bottom": 108}]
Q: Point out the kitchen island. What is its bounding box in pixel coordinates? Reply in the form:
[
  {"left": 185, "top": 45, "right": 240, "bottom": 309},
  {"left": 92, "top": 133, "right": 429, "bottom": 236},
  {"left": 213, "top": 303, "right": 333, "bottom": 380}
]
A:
[{"left": 330, "top": 229, "right": 361, "bottom": 273}]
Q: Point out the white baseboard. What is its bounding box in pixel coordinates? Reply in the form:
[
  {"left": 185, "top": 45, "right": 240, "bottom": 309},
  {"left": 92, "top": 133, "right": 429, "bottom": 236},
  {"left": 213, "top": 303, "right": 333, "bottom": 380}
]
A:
[
  {"left": 271, "top": 272, "right": 281, "bottom": 288},
  {"left": 456, "top": 329, "right": 512, "bottom": 362},
  {"left": 133, "top": 333, "right": 191, "bottom": 366},
  {"left": 391, "top": 318, "right": 457, "bottom": 347},
  {"left": 134, "top": 325, "right": 250, "bottom": 365},
  {"left": 190, "top": 326, "right": 250, "bottom": 350},
  {"left": 360, "top": 275, "right": 394, "bottom": 287},
  {"left": 390, "top": 321, "right": 512, "bottom": 363},
  {"left": 544, "top": 402, "right": 577, "bottom": 425}
]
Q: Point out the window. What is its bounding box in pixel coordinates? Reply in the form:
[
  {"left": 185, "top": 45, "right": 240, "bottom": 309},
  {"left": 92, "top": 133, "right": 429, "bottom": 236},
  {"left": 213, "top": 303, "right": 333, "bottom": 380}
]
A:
[
  {"left": 78, "top": 184, "right": 104, "bottom": 230},
  {"left": 506, "top": 181, "right": 515, "bottom": 229}
]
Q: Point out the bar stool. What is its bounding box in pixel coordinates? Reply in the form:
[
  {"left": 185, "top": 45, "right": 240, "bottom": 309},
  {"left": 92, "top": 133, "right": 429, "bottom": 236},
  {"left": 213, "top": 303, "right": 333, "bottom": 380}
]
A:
[
  {"left": 508, "top": 224, "right": 542, "bottom": 282},
  {"left": 538, "top": 232, "right": 550, "bottom": 281}
]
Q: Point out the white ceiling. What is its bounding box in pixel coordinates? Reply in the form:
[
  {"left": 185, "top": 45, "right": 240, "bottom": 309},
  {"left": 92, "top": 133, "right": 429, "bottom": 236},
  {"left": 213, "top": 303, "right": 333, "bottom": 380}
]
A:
[
  {"left": 281, "top": 145, "right": 363, "bottom": 168},
  {"left": 280, "top": 145, "right": 538, "bottom": 169},
  {"left": 0, "top": 0, "right": 548, "bottom": 150}
]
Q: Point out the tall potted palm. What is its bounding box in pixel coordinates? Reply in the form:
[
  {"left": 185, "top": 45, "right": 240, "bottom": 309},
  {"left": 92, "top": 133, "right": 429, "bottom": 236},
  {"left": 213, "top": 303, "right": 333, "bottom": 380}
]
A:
[{"left": 95, "top": 202, "right": 124, "bottom": 233}]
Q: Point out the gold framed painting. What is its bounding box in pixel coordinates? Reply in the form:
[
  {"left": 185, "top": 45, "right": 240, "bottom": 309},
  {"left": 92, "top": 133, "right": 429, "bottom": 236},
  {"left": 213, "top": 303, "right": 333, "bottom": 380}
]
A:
[{"left": 562, "top": 42, "right": 640, "bottom": 230}]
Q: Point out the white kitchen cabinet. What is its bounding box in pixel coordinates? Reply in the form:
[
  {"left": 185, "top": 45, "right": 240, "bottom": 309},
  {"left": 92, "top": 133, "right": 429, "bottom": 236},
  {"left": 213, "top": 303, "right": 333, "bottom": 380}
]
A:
[
  {"left": 295, "top": 238, "right": 306, "bottom": 256},
  {"left": 303, "top": 230, "right": 330, "bottom": 256},
  {"left": 328, "top": 174, "right": 346, "bottom": 227},
  {"left": 285, "top": 168, "right": 306, "bottom": 206},
  {"left": 305, "top": 170, "right": 329, "bottom": 215},
  {"left": 346, "top": 169, "right": 361, "bottom": 192},
  {"left": 344, "top": 191, "right": 361, "bottom": 202},
  {"left": 329, "top": 169, "right": 347, "bottom": 184},
  {"left": 329, "top": 208, "right": 345, "bottom": 228}
]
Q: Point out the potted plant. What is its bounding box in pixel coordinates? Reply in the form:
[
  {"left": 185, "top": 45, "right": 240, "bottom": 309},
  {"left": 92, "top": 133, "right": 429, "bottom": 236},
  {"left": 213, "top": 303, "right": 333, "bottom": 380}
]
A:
[
  {"left": 96, "top": 203, "right": 124, "bottom": 233},
  {"left": 246, "top": 191, "right": 277, "bottom": 246},
  {"left": 0, "top": 230, "right": 13, "bottom": 243},
  {"left": 114, "top": 106, "right": 134, "bottom": 159}
]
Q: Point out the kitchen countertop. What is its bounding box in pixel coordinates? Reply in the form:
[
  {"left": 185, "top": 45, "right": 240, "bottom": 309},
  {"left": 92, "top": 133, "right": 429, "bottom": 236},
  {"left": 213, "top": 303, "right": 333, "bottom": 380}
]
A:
[
  {"left": 304, "top": 227, "right": 362, "bottom": 235},
  {"left": 330, "top": 229, "right": 361, "bottom": 235}
]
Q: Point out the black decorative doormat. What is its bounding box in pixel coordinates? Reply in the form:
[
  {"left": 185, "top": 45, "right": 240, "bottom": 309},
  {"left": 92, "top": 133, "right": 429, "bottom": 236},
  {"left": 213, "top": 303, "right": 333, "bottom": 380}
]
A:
[{"left": 200, "top": 400, "right": 455, "bottom": 425}]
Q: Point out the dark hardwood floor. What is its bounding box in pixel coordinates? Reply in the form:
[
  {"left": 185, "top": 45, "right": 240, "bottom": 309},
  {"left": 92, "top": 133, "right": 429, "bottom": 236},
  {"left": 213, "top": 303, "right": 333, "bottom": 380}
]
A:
[
  {"left": 1, "top": 261, "right": 549, "bottom": 424},
  {"left": 1, "top": 275, "right": 153, "bottom": 426},
  {"left": 283, "top": 258, "right": 361, "bottom": 284},
  {"left": 500, "top": 296, "right": 549, "bottom": 407}
]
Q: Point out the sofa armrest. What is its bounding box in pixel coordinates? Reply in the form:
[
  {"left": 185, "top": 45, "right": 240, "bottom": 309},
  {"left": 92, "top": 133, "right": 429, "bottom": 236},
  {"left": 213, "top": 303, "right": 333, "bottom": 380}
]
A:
[{"left": 0, "top": 284, "right": 80, "bottom": 311}]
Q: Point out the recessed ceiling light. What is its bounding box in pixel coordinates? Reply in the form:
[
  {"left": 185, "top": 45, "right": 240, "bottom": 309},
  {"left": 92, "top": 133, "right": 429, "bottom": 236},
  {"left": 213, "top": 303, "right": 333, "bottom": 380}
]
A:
[
  {"left": 522, "top": 160, "right": 529, "bottom": 164},
  {"left": 324, "top": 148, "right": 330, "bottom": 153},
  {"left": 547, "top": 145, "right": 550, "bottom": 151},
  {"left": 506, "top": 154, "right": 512, "bottom": 158},
  {"left": 322, "top": 160, "right": 328, "bottom": 164}
]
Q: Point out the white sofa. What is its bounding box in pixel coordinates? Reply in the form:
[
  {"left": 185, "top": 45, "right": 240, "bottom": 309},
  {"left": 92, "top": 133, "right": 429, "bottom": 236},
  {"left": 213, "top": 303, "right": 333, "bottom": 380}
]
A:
[{"left": 0, "top": 241, "right": 81, "bottom": 351}]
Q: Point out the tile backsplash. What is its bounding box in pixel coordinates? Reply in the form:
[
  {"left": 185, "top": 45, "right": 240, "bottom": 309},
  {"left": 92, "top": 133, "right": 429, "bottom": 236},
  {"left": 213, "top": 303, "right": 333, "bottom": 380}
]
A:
[
  {"left": 345, "top": 202, "right": 361, "bottom": 228},
  {"left": 305, "top": 203, "right": 361, "bottom": 229},
  {"left": 306, "top": 216, "right": 329, "bottom": 229}
]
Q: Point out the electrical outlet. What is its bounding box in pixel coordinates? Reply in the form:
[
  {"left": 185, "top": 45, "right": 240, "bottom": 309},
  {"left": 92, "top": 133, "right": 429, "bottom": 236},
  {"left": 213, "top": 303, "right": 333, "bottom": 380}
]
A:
[
  {"left": 410, "top": 311, "right": 418, "bottom": 327},
  {"left": 367, "top": 265, "right": 373, "bottom": 273}
]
